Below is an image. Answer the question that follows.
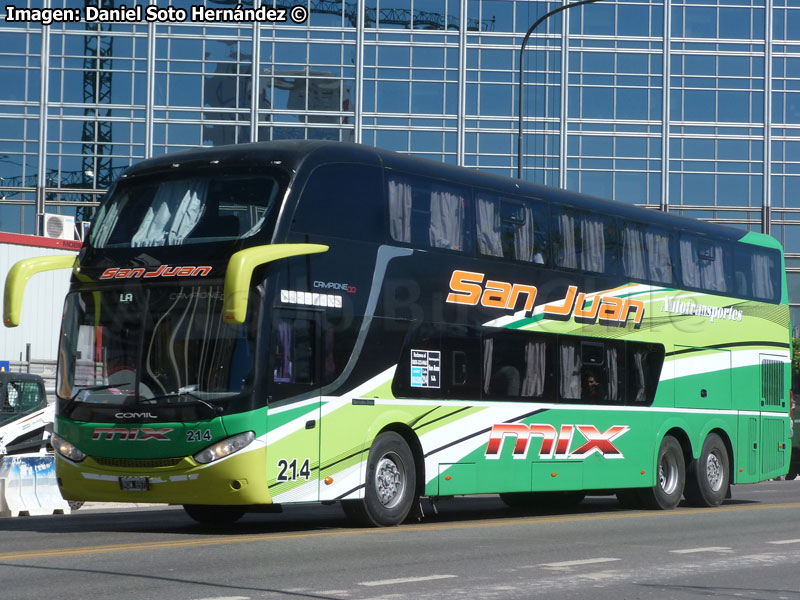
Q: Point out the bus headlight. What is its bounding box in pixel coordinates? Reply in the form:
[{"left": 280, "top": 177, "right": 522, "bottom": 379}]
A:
[
  {"left": 52, "top": 434, "right": 86, "bottom": 462},
  {"left": 193, "top": 431, "right": 255, "bottom": 464}
]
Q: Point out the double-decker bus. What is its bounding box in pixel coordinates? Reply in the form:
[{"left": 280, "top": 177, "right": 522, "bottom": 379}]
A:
[{"left": 4, "top": 141, "right": 791, "bottom": 525}]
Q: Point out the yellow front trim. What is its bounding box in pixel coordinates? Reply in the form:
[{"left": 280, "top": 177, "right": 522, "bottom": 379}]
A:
[
  {"left": 56, "top": 447, "right": 271, "bottom": 505},
  {"left": 223, "top": 243, "right": 328, "bottom": 324},
  {"left": 3, "top": 255, "right": 78, "bottom": 327}
]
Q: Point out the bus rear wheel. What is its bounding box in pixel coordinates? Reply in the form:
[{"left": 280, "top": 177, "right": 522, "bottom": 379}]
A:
[
  {"left": 639, "top": 436, "right": 685, "bottom": 510},
  {"left": 684, "top": 433, "right": 729, "bottom": 507},
  {"left": 345, "top": 432, "right": 416, "bottom": 527},
  {"left": 183, "top": 504, "right": 246, "bottom": 525}
]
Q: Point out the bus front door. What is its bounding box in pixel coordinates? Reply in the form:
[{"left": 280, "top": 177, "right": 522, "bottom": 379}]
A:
[{"left": 265, "top": 309, "right": 322, "bottom": 504}]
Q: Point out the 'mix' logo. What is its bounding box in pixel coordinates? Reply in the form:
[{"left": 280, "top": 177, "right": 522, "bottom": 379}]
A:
[
  {"left": 485, "top": 423, "right": 629, "bottom": 460},
  {"left": 92, "top": 427, "right": 173, "bottom": 441}
]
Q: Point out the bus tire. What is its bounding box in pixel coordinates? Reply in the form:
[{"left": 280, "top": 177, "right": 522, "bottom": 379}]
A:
[
  {"left": 684, "top": 433, "right": 729, "bottom": 507},
  {"left": 183, "top": 504, "right": 246, "bottom": 525},
  {"left": 353, "top": 431, "right": 417, "bottom": 527},
  {"left": 639, "top": 436, "right": 685, "bottom": 510}
]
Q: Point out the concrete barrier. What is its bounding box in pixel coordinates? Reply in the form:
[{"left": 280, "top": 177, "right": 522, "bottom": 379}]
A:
[{"left": 0, "top": 454, "right": 70, "bottom": 517}]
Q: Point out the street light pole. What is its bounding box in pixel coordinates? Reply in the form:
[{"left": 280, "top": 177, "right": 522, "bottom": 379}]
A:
[{"left": 517, "top": 0, "right": 605, "bottom": 180}]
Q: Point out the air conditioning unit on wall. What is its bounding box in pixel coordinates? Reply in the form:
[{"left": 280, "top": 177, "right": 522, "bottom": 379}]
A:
[{"left": 42, "top": 214, "right": 75, "bottom": 241}]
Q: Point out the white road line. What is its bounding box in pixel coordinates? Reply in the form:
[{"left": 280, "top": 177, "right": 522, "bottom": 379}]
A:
[
  {"left": 192, "top": 597, "right": 250, "bottom": 600},
  {"left": 670, "top": 547, "right": 732, "bottom": 554},
  {"left": 767, "top": 539, "right": 800, "bottom": 545},
  {"left": 539, "top": 557, "right": 621, "bottom": 568},
  {"left": 359, "top": 574, "right": 458, "bottom": 587}
]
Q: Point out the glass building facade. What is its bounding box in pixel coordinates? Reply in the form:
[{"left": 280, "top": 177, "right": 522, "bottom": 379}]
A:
[{"left": 1, "top": 0, "right": 799, "bottom": 328}]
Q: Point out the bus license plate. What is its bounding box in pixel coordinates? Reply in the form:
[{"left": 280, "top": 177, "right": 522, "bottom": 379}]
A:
[{"left": 119, "top": 476, "right": 149, "bottom": 491}]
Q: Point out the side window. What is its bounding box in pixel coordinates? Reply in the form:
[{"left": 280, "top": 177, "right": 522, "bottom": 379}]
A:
[
  {"left": 392, "top": 323, "right": 442, "bottom": 400},
  {"left": 644, "top": 226, "right": 676, "bottom": 286},
  {"left": 680, "top": 234, "right": 730, "bottom": 294},
  {"left": 482, "top": 331, "right": 550, "bottom": 400},
  {"left": 270, "top": 313, "right": 317, "bottom": 403},
  {"left": 734, "top": 245, "right": 780, "bottom": 303},
  {"left": 627, "top": 342, "right": 664, "bottom": 406},
  {"left": 558, "top": 338, "right": 623, "bottom": 405},
  {"left": 552, "top": 207, "right": 617, "bottom": 275},
  {"left": 387, "top": 172, "right": 471, "bottom": 252},
  {"left": 475, "top": 192, "right": 548, "bottom": 264},
  {"left": 621, "top": 221, "right": 647, "bottom": 281},
  {"left": 1, "top": 381, "right": 42, "bottom": 417},
  {"left": 3, "top": 383, "right": 20, "bottom": 415},
  {"left": 621, "top": 222, "right": 677, "bottom": 287},
  {"left": 292, "top": 163, "right": 385, "bottom": 243},
  {"left": 392, "top": 323, "right": 482, "bottom": 400}
]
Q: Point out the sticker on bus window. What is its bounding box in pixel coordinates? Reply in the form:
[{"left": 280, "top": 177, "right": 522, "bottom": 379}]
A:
[{"left": 410, "top": 349, "right": 440, "bottom": 388}]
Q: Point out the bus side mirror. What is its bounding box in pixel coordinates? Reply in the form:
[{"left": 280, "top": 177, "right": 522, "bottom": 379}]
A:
[
  {"left": 223, "top": 243, "right": 329, "bottom": 325},
  {"left": 3, "top": 255, "right": 78, "bottom": 327}
]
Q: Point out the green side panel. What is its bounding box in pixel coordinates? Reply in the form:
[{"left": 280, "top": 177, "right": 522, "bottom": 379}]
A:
[
  {"left": 437, "top": 463, "right": 477, "bottom": 495},
  {"left": 761, "top": 416, "right": 788, "bottom": 477},
  {"left": 433, "top": 408, "right": 660, "bottom": 494},
  {"left": 532, "top": 461, "right": 582, "bottom": 491},
  {"left": 477, "top": 458, "right": 532, "bottom": 493},
  {"left": 674, "top": 347, "right": 731, "bottom": 410},
  {"left": 223, "top": 407, "right": 268, "bottom": 437},
  {"left": 737, "top": 414, "right": 759, "bottom": 483}
]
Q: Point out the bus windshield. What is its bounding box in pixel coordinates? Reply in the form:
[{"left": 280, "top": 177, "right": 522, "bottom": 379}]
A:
[
  {"left": 89, "top": 168, "right": 286, "bottom": 248},
  {"left": 57, "top": 286, "right": 258, "bottom": 406}
]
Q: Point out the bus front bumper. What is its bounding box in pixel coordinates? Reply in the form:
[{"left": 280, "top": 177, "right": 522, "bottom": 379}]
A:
[{"left": 55, "top": 446, "right": 272, "bottom": 505}]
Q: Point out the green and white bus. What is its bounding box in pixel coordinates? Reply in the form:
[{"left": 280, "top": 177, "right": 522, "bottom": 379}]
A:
[{"left": 4, "top": 141, "right": 791, "bottom": 525}]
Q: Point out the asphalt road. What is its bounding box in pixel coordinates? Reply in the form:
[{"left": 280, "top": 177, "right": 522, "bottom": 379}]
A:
[{"left": 2, "top": 480, "right": 800, "bottom": 600}]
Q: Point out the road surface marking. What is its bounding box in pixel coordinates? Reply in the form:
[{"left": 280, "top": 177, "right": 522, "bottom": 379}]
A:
[
  {"left": 670, "top": 547, "right": 732, "bottom": 554},
  {"left": 767, "top": 539, "right": 800, "bottom": 545},
  {"left": 539, "top": 558, "right": 621, "bottom": 568},
  {"left": 359, "top": 575, "right": 457, "bottom": 587},
  {"left": 3, "top": 502, "right": 800, "bottom": 562}
]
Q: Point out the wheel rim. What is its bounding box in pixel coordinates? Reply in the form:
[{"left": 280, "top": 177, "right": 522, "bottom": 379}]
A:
[
  {"left": 658, "top": 451, "right": 679, "bottom": 495},
  {"left": 706, "top": 451, "right": 724, "bottom": 492},
  {"left": 375, "top": 452, "right": 406, "bottom": 509}
]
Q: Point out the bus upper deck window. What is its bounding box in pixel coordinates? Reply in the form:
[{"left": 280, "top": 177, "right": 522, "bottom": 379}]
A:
[
  {"left": 476, "top": 194, "right": 547, "bottom": 264},
  {"left": 553, "top": 208, "right": 617, "bottom": 275},
  {"left": 387, "top": 173, "right": 470, "bottom": 252},
  {"left": 680, "top": 235, "right": 729, "bottom": 294}
]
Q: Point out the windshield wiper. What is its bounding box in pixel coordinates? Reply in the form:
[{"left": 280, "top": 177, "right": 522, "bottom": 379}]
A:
[
  {"left": 61, "top": 384, "right": 128, "bottom": 416},
  {"left": 138, "top": 391, "right": 223, "bottom": 417}
]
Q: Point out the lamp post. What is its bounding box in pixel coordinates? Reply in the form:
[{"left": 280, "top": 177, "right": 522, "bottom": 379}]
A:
[{"left": 517, "top": 0, "right": 605, "bottom": 180}]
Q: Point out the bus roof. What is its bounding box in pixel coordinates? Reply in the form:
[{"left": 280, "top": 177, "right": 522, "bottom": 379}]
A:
[{"left": 123, "top": 141, "right": 747, "bottom": 244}]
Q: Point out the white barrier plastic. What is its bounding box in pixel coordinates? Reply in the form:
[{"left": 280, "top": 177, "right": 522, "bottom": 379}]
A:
[{"left": 0, "top": 454, "right": 70, "bottom": 517}]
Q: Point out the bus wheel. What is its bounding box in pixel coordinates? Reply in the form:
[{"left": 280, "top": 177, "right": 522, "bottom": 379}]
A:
[
  {"left": 183, "top": 504, "right": 246, "bottom": 525},
  {"left": 640, "top": 436, "right": 685, "bottom": 510},
  {"left": 684, "top": 433, "right": 729, "bottom": 507},
  {"left": 353, "top": 432, "right": 417, "bottom": 527}
]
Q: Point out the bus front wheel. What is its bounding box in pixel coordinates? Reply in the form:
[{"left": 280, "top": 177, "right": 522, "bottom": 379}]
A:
[
  {"left": 684, "top": 433, "right": 729, "bottom": 507},
  {"left": 346, "top": 431, "right": 417, "bottom": 527},
  {"left": 640, "top": 436, "right": 685, "bottom": 510},
  {"left": 183, "top": 504, "right": 246, "bottom": 525}
]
